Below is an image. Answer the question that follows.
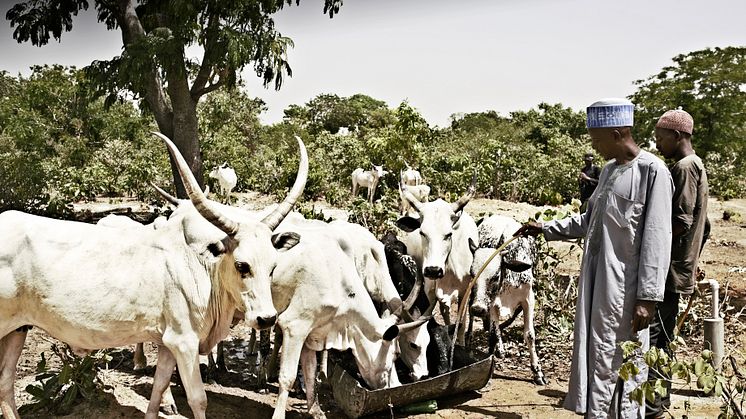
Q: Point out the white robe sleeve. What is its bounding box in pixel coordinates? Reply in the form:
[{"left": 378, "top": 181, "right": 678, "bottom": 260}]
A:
[
  {"left": 542, "top": 203, "right": 592, "bottom": 241},
  {"left": 636, "top": 162, "right": 674, "bottom": 302}
]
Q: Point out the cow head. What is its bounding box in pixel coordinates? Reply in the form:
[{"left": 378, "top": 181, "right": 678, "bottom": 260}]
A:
[
  {"left": 354, "top": 313, "right": 430, "bottom": 389},
  {"left": 396, "top": 175, "right": 476, "bottom": 279},
  {"left": 372, "top": 164, "right": 387, "bottom": 179},
  {"left": 154, "top": 132, "right": 307, "bottom": 331},
  {"left": 470, "top": 216, "right": 536, "bottom": 318}
]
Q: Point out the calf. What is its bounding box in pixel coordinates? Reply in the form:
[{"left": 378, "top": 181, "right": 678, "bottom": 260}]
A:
[
  {"left": 470, "top": 215, "right": 546, "bottom": 385},
  {"left": 208, "top": 163, "right": 238, "bottom": 204},
  {"left": 352, "top": 165, "right": 387, "bottom": 203}
]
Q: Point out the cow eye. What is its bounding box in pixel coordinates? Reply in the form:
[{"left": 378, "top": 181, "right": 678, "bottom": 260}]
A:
[
  {"left": 409, "top": 342, "right": 420, "bottom": 350},
  {"left": 444, "top": 233, "right": 452, "bottom": 240},
  {"left": 235, "top": 261, "right": 251, "bottom": 276}
]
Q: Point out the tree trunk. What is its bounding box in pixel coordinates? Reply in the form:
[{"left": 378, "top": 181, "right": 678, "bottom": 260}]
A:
[
  {"left": 167, "top": 78, "right": 204, "bottom": 198},
  {"left": 116, "top": 0, "right": 204, "bottom": 198}
]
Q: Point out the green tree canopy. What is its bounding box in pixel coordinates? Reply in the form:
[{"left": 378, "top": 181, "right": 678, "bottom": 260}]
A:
[
  {"left": 630, "top": 47, "right": 746, "bottom": 157},
  {"left": 284, "top": 93, "right": 395, "bottom": 134},
  {"left": 6, "top": 0, "right": 342, "bottom": 197}
]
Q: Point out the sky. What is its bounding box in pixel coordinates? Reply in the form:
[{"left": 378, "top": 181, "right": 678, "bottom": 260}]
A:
[{"left": 1, "top": 0, "right": 745, "bottom": 127}]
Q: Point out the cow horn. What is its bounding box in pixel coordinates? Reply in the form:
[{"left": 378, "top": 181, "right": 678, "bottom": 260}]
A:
[
  {"left": 152, "top": 132, "right": 239, "bottom": 236},
  {"left": 261, "top": 135, "right": 308, "bottom": 231},
  {"left": 401, "top": 268, "right": 423, "bottom": 314},
  {"left": 451, "top": 170, "right": 477, "bottom": 213},
  {"left": 149, "top": 182, "right": 180, "bottom": 206},
  {"left": 396, "top": 315, "right": 431, "bottom": 334}
]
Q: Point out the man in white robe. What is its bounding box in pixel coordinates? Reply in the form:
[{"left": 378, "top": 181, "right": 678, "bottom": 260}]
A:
[{"left": 517, "top": 98, "right": 673, "bottom": 418}]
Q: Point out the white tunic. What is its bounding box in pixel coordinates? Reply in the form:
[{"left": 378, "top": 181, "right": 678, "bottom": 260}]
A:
[{"left": 543, "top": 150, "right": 673, "bottom": 418}]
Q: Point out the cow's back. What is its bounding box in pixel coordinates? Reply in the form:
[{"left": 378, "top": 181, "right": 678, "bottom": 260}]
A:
[{"left": 0, "top": 211, "right": 204, "bottom": 348}]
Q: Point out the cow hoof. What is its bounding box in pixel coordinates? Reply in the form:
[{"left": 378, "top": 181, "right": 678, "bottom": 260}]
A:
[
  {"left": 309, "top": 404, "right": 327, "bottom": 419},
  {"left": 534, "top": 375, "right": 548, "bottom": 386},
  {"left": 160, "top": 403, "right": 178, "bottom": 416}
]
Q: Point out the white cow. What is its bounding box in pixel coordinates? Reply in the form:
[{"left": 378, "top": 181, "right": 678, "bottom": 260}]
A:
[
  {"left": 264, "top": 225, "right": 426, "bottom": 419},
  {"left": 276, "top": 216, "right": 432, "bottom": 381},
  {"left": 396, "top": 179, "right": 479, "bottom": 344},
  {"left": 0, "top": 133, "right": 308, "bottom": 419},
  {"left": 209, "top": 163, "right": 238, "bottom": 204},
  {"left": 401, "top": 164, "right": 423, "bottom": 186},
  {"left": 399, "top": 183, "right": 431, "bottom": 217},
  {"left": 470, "top": 215, "right": 546, "bottom": 385},
  {"left": 96, "top": 214, "right": 168, "bottom": 373},
  {"left": 351, "top": 165, "right": 388, "bottom": 203}
]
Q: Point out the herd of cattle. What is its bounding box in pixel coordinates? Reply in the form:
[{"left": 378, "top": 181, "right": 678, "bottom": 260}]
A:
[{"left": 0, "top": 134, "right": 546, "bottom": 419}]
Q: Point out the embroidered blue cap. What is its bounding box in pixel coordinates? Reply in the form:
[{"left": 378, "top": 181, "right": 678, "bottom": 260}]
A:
[{"left": 586, "top": 98, "right": 634, "bottom": 128}]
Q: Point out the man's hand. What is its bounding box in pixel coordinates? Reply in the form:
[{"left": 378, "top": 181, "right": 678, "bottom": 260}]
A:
[
  {"left": 514, "top": 222, "right": 543, "bottom": 237},
  {"left": 631, "top": 300, "right": 657, "bottom": 333},
  {"left": 579, "top": 172, "right": 591, "bottom": 181}
]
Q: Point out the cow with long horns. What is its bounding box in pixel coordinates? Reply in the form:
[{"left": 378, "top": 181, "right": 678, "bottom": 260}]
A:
[{"left": 0, "top": 134, "right": 308, "bottom": 419}]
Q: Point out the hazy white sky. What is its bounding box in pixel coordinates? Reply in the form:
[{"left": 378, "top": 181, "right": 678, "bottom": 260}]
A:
[{"left": 2, "top": 0, "right": 744, "bottom": 126}]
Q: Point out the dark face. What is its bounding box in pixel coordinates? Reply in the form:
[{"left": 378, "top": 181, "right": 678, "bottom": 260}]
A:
[
  {"left": 587, "top": 128, "right": 617, "bottom": 160},
  {"left": 654, "top": 127, "right": 678, "bottom": 159}
]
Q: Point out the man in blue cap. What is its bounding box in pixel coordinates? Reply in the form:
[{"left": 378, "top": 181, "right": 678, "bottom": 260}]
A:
[{"left": 516, "top": 98, "right": 673, "bottom": 418}]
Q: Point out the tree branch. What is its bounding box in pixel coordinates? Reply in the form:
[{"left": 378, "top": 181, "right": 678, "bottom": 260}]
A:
[
  {"left": 190, "top": 12, "right": 219, "bottom": 99},
  {"left": 115, "top": 0, "right": 173, "bottom": 136},
  {"left": 192, "top": 78, "right": 227, "bottom": 99}
]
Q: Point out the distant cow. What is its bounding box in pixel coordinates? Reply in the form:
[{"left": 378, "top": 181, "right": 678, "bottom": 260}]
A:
[
  {"left": 209, "top": 163, "right": 238, "bottom": 204},
  {"left": 470, "top": 215, "right": 546, "bottom": 385},
  {"left": 399, "top": 183, "right": 431, "bottom": 217},
  {"left": 401, "top": 164, "right": 423, "bottom": 186},
  {"left": 352, "top": 165, "right": 388, "bottom": 203}
]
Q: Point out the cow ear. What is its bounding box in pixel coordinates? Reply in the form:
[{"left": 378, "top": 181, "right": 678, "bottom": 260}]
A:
[
  {"left": 396, "top": 217, "right": 421, "bottom": 232},
  {"left": 469, "top": 237, "right": 478, "bottom": 255},
  {"left": 207, "top": 241, "right": 226, "bottom": 257},
  {"left": 272, "top": 232, "right": 301, "bottom": 252},
  {"left": 452, "top": 211, "right": 463, "bottom": 229},
  {"left": 382, "top": 325, "right": 400, "bottom": 341}
]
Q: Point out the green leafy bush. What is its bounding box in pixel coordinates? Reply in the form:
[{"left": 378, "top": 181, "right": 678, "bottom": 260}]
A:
[{"left": 21, "top": 345, "right": 111, "bottom": 416}]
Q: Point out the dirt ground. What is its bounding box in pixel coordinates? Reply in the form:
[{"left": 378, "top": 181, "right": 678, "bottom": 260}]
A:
[{"left": 9, "top": 195, "right": 746, "bottom": 418}]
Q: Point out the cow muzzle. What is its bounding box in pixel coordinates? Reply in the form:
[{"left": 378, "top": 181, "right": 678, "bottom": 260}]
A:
[
  {"left": 256, "top": 314, "right": 277, "bottom": 329},
  {"left": 423, "top": 266, "right": 444, "bottom": 279}
]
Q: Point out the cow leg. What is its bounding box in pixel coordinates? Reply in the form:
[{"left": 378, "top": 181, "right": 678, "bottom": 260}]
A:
[
  {"left": 272, "top": 325, "right": 310, "bottom": 419},
  {"left": 164, "top": 332, "right": 207, "bottom": 419},
  {"left": 522, "top": 289, "right": 546, "bottom": 385},
  {"left": 352, "top": 181, "right": 358, "bottom": 197},
  {"left": 267, "top": 325, "right": 282, "bottom": 381},
  {"left": 489, "top": 306, "right": 506, "bottom": 358},
  {"left": 301, "top": 347, "right": 325, "bottom": 419},
  {"left": 216, "top": 341, "right": 226, "bottom": 372},
  {"left": 318, "top": 350, "right": 329, "bottom": 380},
  {"left": 248, "top": 329, "right": 257, "bottom": 354},
  {"left": 255, "top": 329, "right": 272, "bottom": 392},
  {"left": 145, "top": 345, "right": 178, "bottom": 418},
  {"left": 133, "top": 343, "right": 147, "bottom": 371},
  {"left": 0, "top": 329, "right": 28, "bottom": 419}
]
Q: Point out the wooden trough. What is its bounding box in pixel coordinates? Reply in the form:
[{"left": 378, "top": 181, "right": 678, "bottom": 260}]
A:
[{"left": 329, "top": 347, "right": 495, "bottom": 418}]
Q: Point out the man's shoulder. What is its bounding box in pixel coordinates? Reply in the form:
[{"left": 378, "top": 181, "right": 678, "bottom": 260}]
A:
[{"left": 637, "top": 150, "right": 668, "bottom": 171}]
